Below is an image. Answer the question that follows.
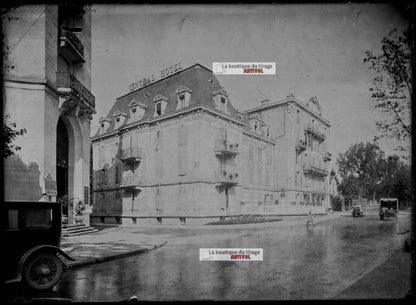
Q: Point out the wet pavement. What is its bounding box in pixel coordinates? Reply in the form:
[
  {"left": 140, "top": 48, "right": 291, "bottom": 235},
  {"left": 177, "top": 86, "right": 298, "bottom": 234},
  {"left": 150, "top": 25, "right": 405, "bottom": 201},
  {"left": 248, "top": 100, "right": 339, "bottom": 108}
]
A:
[
  {"left": 60, "top": 226, "right": 167, "bottom": 268},
  {"left": 5, "top": 207, "right": 412, "bottom": 301}
]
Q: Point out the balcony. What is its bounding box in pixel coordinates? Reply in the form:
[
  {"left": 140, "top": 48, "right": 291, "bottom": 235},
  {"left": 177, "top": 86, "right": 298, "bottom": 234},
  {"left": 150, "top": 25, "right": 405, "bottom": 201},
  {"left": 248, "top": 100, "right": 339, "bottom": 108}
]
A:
[
  {"left": 304, "top": 123, "right": 326, "bottom": 141},
  {"left": 120, "top": 173, "right": 142, "bottom": 191},
  {"left": 324, "top": 152, "right": 332, "bottom": 162},
  {"left": 295, "top": 139, "right": 307, "bottom": 151},
  {"left": 303, "top": 162, "right": 328, "bottom": 177},
  {"left": 56, "top": 72, "right": 95, "bottom": 114},
  {"left": 214, "top": 139, "right": 239, "bottom": 157},
  {"left": 121, "top": 147, "right": 143, "bottom": 163},
  {"left": 214, "top": 170, "right": 239, "bottom": 186},
  {"left": 59, "top": 31, "right": 85, "bottom": 64}
]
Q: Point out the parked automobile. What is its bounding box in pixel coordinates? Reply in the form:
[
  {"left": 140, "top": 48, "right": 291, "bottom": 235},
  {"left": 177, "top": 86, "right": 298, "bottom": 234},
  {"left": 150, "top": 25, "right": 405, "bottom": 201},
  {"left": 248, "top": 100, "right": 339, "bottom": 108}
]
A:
[
  {"left": 352, "top": 204, "right": 366, "bottom": 217},
  {"left": 2, "top": 201, "right": 74, "bottom": 290},
  {"left": 379, "top": 198, "right": 399, "bottom": 221}
]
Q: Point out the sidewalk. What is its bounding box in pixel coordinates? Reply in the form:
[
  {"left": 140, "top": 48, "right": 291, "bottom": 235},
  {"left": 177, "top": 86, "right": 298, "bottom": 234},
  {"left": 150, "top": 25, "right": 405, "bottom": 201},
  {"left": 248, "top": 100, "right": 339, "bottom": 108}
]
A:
[
  {"left": 60, "top": 226, "right": 168, "bottom": 268},
  {"left": 60, "top": 212, "right": 340, "bottom": 269}
]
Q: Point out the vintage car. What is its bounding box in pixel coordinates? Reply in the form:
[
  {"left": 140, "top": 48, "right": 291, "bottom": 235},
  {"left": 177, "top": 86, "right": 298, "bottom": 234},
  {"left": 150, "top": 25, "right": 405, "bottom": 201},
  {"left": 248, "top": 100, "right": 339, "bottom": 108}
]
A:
[
  {"left": 2, "top": 201, "right": 74, "bottom": 290},
  {"left": 379, "top": 198, "right": 399, "bottom": 220},
  {"left": 352, "top": 204, "right": 366, "bottom": 217}
]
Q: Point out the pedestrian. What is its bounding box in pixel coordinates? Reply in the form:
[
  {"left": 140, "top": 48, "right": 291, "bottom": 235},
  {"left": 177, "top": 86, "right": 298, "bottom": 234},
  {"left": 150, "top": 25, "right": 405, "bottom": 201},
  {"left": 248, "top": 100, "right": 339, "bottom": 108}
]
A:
[{"left": 306, "top": 209, "right": 314, "bottom": 226}]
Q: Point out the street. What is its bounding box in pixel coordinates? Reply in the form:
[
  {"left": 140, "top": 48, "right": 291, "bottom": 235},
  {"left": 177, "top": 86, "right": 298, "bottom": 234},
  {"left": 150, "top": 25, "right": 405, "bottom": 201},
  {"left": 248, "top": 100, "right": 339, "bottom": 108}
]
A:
[{"left": 8, "top": 207, "right": 412, "bottom": 301}]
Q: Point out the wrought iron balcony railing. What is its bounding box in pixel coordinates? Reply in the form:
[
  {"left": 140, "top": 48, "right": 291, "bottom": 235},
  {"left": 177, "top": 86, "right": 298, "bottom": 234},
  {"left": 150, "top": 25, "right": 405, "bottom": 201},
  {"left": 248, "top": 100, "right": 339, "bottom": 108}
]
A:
[
  {"left": 56, "top": 72, "right": 95, "bottom": 110},
  {"left": 304, "top": 123, "right": 326, "bottom": 140},
  {"left": 214, "top": 170, "right": 239, "bottom": 185},
  {"left": 303, "top": 162, "right": 328, "bottom": 176},
  {"left": 59, "top": 31, "right": 85, "bottom": 63},
  {"left": 295, "top": 139, "right": 307, "bottom": 151},
  {"left": 121, "top": 147, "right": 143, "bottom": 163},
  {"left": 214, "top": 139, "right": 239, "bottom": 157},
  {"left": 324, "top": 152, "right": 332, "bottom": 162}
]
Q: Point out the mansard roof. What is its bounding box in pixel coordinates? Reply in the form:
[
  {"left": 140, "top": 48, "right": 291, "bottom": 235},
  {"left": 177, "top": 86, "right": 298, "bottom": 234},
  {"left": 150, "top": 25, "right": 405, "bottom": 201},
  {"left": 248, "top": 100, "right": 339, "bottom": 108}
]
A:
[{"left": 95, "top": 63, "right": 241, "bottom": 136}]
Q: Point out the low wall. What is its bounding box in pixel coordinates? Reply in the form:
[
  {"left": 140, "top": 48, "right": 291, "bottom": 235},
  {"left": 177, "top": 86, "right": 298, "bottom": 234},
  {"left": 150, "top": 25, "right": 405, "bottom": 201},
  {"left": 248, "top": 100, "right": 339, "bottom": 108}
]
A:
[{"left": 91, "top": 205, "right": 326, "bottom": 226}]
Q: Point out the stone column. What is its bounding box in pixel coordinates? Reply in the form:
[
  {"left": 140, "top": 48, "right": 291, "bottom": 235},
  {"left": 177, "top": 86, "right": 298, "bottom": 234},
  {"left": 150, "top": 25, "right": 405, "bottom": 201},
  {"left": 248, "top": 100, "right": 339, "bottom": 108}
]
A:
[
  {"left": 68, "top": 198, "right": 76, "bottom": 225},
  {"left": 82, "top": 205, "right": 92, "bottom": 226}
]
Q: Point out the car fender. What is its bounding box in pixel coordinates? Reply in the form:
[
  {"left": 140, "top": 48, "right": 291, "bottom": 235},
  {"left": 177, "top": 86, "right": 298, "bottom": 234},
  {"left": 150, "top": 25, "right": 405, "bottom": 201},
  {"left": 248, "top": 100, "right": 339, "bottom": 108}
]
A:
[{"left": 15, "top": 245, "right": 75, "bottom": 282}]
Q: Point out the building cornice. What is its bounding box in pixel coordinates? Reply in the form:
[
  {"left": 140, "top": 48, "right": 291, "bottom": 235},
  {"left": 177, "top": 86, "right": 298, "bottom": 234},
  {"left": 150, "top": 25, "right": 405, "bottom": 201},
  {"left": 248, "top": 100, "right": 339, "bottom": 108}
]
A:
[
  {"left": 92, "top": 104, "right": 248, "bottom": 142},
  {"left": 245, "top": 97, "right": 331, "bottom": 127},
  {"left": 4, "top": 75, "right": 58, "bottom": 94},
  {"left": 243, "top": 130, "right": 276, "bottom": 145}
]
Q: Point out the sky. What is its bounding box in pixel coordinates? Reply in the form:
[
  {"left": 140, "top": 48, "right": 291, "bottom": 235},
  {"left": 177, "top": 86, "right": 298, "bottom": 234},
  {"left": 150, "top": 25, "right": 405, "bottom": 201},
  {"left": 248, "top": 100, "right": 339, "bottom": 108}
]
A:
[{"left": 90, "top": 4, "right": 410, "bottom": 168}]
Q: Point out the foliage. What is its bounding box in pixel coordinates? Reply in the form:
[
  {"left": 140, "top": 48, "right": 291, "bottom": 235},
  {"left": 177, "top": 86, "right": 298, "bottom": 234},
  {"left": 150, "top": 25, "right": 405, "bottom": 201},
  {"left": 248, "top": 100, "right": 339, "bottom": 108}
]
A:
[
  {"left": 337, "top": 142, "right": 384, "bottom": 200},
  {"left": 363, "top": 28, "right": 412, "bottom": 142},
  {"left": 3, "top": 114, "right": 27, "bottom": 159},
  {"left": 57, "top": 196, "right": 86, "bottom": 216},
  {"left": 337, "top": 142, "right": 411, "bottom": 203},
  {"left": 331, "top": 195, "right": 344, "bottom": 212}
]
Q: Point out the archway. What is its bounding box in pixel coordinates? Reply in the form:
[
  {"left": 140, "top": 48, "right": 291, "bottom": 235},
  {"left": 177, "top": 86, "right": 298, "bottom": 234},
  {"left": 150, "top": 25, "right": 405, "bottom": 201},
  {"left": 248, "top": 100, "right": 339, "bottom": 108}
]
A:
[{"left": 57, "top": 117, "right": 69, "bottom": 213}]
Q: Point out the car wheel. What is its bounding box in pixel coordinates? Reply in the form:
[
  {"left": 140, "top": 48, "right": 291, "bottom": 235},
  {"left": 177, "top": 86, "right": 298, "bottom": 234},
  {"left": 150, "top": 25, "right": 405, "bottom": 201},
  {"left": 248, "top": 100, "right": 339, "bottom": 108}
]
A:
[{"left": 23, "top": 253, "right": 63, "bottom": 290}]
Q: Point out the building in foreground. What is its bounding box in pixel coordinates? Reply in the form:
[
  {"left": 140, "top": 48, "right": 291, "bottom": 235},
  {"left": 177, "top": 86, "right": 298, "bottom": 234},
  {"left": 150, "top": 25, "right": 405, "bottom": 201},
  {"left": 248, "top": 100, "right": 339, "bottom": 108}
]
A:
[
  {"left": 90, "top": 64, "right": 331, "bottom": 225},
  {"left": 3, "top": 5, "right": 95, "bottom": 209}
]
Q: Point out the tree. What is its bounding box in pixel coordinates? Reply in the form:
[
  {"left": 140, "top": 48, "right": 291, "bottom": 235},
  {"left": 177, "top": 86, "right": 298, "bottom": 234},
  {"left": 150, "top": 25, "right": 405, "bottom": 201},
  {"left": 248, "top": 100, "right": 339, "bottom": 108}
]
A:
[
  {"left": 363, "top": 28, "right": 412, "bottom": 142},
  {"left": 337, "top": 142, "right": 384, "bottom": 200},
  {"left": 3, "top": 114, "right": 27, "bottom": 159},
  {"left": 337, "top": 142, "right": 411, "bottom": 205}
]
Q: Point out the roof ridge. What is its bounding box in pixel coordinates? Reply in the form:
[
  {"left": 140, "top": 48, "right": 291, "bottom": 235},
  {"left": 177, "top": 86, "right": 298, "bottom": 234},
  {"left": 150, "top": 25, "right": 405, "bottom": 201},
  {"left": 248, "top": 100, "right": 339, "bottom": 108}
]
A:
[{"left": 116, "top": 63, "right": 212, "bottom": 101}]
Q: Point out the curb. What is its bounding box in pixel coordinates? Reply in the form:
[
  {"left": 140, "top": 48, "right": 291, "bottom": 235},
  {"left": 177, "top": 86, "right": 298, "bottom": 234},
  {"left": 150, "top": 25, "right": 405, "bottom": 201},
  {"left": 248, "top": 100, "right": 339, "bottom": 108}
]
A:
[{"left": 65, "top": 241, "right": 167, "bottom": 269}]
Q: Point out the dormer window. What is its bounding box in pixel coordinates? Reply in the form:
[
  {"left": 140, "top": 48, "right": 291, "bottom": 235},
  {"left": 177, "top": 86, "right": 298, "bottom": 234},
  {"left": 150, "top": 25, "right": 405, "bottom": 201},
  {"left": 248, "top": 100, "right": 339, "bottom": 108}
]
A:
[
  {"left": 153, "top": 95, "right": 168, "bottom": 116},
  {"left": 99, "top": 117, "right": 111, "bottom": 133},
  {"left": 176, "top": 86, "right": 192, "bottom": 110},
  {"left": 212, "top": 89, "right": 230, "bottom": 114},
  {"left": 254, "top": 120, "right": 259, "bottom": 132},
  {"left": 113, "top": 111, "right": 127, "bottom": 129},
  {"left": 128, "top": 99, "right": 146, "bottom": 122},
  {"left": 262, "top": 125, "right": 270, "bottom": 138}
]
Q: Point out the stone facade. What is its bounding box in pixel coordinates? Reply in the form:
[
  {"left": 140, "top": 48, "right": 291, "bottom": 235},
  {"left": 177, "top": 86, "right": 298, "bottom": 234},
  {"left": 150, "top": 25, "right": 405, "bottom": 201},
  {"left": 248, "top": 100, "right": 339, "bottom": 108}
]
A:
[
  {"left": 3, "top": 5, "right": 95, "bottom": 206},
  {"left": 91, "top": 64, "right": 331, "bottom": 225}
]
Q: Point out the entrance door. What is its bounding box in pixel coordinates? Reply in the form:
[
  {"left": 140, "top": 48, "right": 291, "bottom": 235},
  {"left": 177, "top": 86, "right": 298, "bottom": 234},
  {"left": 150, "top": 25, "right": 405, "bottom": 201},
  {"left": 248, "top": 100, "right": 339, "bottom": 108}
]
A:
[{"left": 57, "top": 118, "right": 69, "bottom": 212}]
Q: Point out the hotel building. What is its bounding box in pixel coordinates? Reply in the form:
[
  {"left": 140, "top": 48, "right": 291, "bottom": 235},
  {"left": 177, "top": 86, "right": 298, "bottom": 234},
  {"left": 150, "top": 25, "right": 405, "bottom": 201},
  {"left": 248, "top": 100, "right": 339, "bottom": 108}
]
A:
[{"left": 91, "top": 64, "right": 331, "bottom": 225}]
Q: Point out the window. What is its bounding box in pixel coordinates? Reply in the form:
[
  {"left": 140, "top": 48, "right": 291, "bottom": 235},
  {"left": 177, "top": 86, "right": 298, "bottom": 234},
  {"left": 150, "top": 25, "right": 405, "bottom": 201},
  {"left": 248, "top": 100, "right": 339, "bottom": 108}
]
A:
[
  {"left": 212, "top": 90, "right": 229, "bottom": 113},
  {"left": 220, "top": 97, "right": 226, "bottom": 112},
  {"left": 25, "top": 208, "right": 53, "bottom": 228},
  {"left": 115, "top": 166, "right": 120, "bottom": 183},
  {"left": 265, "top": 169, "right": 270, "bottom": 187},
  {"left": 178, "top": 125, "right": 186, "bottom": 146},
  {"left": 248, "top": 165, "right": 254, "bottom": 184},
  {"left": 257, "top": 147, "right": 262, "bottom": 163},
  {"left": 176, "top": 86, "right": 192, "bottom": 110},
  {"left": 178, "top": 152, "right": 187, "bottom": 176},
  {"left": 101, "top": 169, "right": 107, "bottom": 185},
  {"left": 155, "top": 102, "right": 162, "bottom": 116},
  {"left": 153, "top": 95, "right": 168, "bottom": 116},
  {"left": 180, "top": 94, "right": 186, "bottom": 108},
  {"left": 7, "top": 209, "right": 19, "bottom": 229},
  {"left": 254, "top": 120, "right": 258, "bottom": 132},
  {"left": 156, "top": 131, "right": 160, "bottom": 151},
  {"left": 115, "top": 190, "right": 121, "bottom": 199},
  {"left": 249, "top": 144, "right": 254, "bottom": 161}
]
